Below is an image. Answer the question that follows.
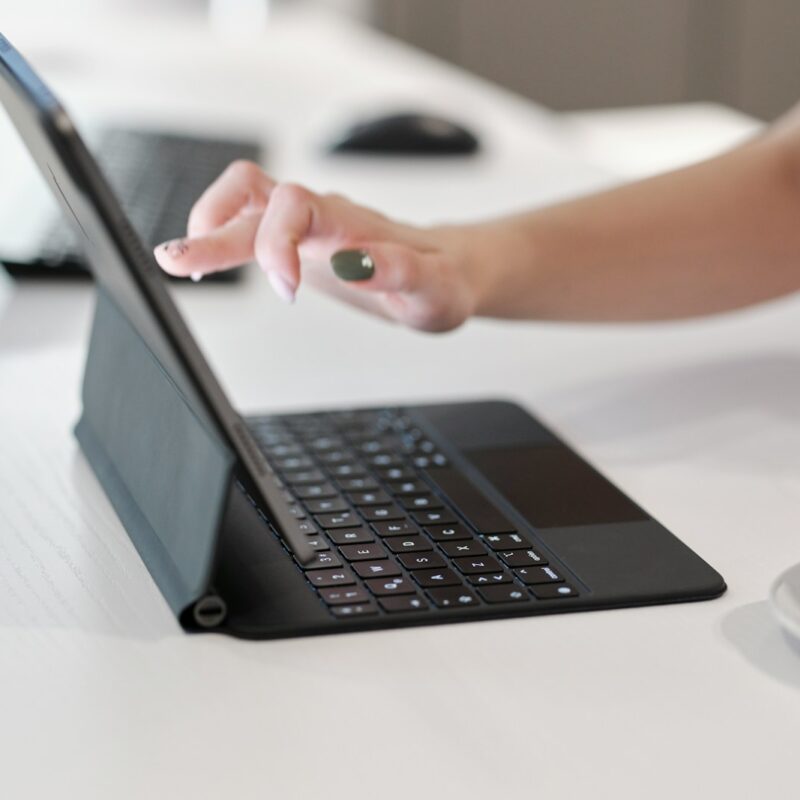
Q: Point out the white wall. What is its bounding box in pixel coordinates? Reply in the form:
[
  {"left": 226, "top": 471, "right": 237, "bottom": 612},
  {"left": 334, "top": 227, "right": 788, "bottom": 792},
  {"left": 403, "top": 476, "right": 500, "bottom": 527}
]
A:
[{"left": 374, "top": 0, "right": 800, "bottom": 120}]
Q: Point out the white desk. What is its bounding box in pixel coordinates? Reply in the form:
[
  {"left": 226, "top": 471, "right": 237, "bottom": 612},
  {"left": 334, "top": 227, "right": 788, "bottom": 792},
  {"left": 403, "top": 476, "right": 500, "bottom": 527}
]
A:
[{"left": 1, "top": 6, "right": 799, "bottom": 799}]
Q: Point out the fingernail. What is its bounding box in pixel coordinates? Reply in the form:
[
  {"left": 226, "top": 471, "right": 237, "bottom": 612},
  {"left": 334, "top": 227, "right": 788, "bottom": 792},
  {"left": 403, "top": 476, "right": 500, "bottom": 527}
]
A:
[
  {"left": 160, "top": 238, "right": 189, "bottom": 258},
  {"left": 268, "top": 271, "right": 296, "bottom": 304},
  {"left": 190, "top": 272, "right": 203, "bottom": 283},
  {"left": 331, "top": 249, "right": 375, "bottom": 281}
]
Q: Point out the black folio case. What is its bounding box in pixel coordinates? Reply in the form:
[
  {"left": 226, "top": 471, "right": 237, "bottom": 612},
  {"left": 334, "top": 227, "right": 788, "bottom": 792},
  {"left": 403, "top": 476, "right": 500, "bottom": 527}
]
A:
[
  {"left": 0, "top": 33, "right": 726, "bottom": 639},
  {"left": 76, "top": 288, "right": 235, "bottom": 627},
  {"left": 77, "top": 289, "right": 728, "bottom": 637}
]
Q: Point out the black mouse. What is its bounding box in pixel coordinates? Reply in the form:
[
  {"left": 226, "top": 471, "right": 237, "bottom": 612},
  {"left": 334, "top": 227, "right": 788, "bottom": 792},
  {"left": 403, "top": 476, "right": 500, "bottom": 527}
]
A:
[{"left": 329, "top": 112, "right": 480, "bottom": 156}]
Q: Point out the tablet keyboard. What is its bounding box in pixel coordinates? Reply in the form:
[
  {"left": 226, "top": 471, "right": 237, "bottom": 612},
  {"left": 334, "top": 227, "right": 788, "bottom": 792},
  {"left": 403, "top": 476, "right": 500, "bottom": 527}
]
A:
[
  {"left": 248, "top": 409, "right": 579, "bottom": 619},
  {"left": 4, "top": 128, "right": 260, "bottom": 280}
]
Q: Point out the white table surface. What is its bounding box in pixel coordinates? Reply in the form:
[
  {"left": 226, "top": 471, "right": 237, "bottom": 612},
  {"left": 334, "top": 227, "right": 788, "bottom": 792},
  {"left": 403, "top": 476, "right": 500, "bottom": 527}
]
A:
[{"left": 1, "top": 6, "right": 798, "bottom": 799}]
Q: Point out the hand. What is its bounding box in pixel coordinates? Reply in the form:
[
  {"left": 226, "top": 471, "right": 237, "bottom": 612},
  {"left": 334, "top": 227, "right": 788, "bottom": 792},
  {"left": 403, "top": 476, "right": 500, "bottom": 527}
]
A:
[{"left": 153, "top": 160, "right": 483, "bottom": 332}]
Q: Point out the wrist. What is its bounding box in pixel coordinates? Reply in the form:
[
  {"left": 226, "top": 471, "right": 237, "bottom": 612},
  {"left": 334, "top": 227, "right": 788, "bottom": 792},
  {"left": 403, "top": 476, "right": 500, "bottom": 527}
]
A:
[{"left": 429, "top": 221, "right": 520, "bottom": 318}]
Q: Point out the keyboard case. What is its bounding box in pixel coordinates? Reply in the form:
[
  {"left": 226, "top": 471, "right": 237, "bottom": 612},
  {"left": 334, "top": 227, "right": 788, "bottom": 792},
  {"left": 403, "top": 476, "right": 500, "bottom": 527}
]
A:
[
  {"left": 75, "top": 287, "right": 235, "bottom": 627},
  {"left": 74, "top": 288, "right": 727, "bottom": 639}
]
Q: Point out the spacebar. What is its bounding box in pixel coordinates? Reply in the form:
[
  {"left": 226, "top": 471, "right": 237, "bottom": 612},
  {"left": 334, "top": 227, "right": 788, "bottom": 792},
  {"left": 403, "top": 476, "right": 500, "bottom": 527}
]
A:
[{"left": 422, "top": 466, "right": 516, "bottom": 534}]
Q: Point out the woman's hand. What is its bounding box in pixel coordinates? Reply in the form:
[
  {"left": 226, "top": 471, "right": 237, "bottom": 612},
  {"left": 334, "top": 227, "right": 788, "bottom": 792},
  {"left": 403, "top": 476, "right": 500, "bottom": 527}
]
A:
[
  {"left": 153, "top": 115, "right": 800, "bottom": 328},
  {"left": 153, "top": 160, "right": 484, "bottom": 332}
]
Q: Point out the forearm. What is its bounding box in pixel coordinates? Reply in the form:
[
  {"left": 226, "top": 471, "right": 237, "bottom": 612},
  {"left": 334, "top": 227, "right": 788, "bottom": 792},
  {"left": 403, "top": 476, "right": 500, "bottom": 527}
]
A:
[
  {"left": 157, "top": 115, "right": 800, "bottom": 332},
  {"left": 453, "top": 130, "right": 800, "bottom": 322}
]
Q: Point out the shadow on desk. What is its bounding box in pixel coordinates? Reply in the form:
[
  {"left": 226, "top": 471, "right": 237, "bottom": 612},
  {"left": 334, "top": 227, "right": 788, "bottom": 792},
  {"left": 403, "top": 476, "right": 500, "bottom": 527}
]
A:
[
  {"left": 541, "top": 352, "right": 800, "bottom": 474},
  {"left": 720, "top": 602, "right": 800, "bottom": 689}
]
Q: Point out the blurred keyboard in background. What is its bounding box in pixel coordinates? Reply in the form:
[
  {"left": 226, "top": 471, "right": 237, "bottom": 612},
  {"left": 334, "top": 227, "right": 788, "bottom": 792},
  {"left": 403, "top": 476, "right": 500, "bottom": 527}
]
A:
[{"left": 0, "top": 128, "right": 262, "bottom": 282}]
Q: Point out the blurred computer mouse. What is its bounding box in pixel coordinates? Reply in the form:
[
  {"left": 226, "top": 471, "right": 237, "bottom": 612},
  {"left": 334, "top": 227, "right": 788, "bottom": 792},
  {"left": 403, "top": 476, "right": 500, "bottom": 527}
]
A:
[
  {"left": 769, "top": 561, "right": 800, "bottom": 646},
  {"left": 329, "top": 112, "right": 480, "bottom": 156}
]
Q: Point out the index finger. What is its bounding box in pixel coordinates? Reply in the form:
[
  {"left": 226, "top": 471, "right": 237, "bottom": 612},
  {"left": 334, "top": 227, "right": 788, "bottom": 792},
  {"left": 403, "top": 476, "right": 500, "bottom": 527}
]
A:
[
  {"left": 187, "top": 160, "right": 274, "bottom": 238},
  {"left": 155, "top": 209, "right": 262, "bottom": 277}
]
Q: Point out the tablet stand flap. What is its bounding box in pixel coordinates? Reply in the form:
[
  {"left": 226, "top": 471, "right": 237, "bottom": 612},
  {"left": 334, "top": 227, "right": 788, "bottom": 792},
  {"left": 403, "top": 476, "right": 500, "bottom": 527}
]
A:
[{"left": 74, "top": 288, "right": 235, "bottom": 618}]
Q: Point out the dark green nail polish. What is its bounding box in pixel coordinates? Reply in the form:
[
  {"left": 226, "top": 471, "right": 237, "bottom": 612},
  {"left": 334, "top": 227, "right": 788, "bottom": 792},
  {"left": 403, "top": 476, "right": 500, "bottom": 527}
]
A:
[{"left": 331, "top": 249, "right": 375, "bottom": 281}]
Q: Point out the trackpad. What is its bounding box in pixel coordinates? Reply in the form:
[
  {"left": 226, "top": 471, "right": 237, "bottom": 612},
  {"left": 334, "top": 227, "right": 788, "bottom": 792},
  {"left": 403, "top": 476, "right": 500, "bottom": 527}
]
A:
[{"left": 466, "top": 446, "right": 648, "bottom": 528}]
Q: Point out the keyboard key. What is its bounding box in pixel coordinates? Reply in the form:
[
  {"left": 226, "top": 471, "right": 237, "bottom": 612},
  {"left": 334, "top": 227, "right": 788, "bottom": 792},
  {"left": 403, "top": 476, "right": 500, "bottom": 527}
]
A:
[
  {"left": 372, "top": 520, "right": 420, "bottom": 538},
  {"left": 427, "top": 586, "right": 478, "bottom": 608},
  {"left": 385, "top": 536, "right": 433, "bottom": 554},
  {"left": 294, "top": 483, "right": 338, "bottom": 500},
  {"left": 281, "top": 430, "right": 326, "bottom": 443},
  {"left": 377, "top": 467, "right": 416, "bottom": 482},
  {"left": 411, "top": 568, "right": 461, "bottom": 588},
  {"left": 440, "top": 541, "right": 487, "bottom": 558},
  {"left": 360, "top": 504, "right": 405, "bottom": 522},
  {"left": 339, "top": 542, "right": 388, "bottom": 562},
  {"left": 498, "top": 549, "right": 548, "bottom": 568},
  {"left": 307, "top": 569, "right": 355, "bottom": 588},
  {"left": 453, "top": 555, "right": 503, "bottom": 574},
  {"left": 331, "top": 603, "right": 378, "bottom": 617},
  {"left": 467, "top": 572, "right": 512, "bottom": 586},
  {"left": 282, "top": 414, "right": 323, "bottom": 429},
  {"left": 305, "top": 497, "right": 349, "bottom": 515},
  {"left": 353, "top": 560, "right": 402, "bottom": 579},
  {"left": 317, "top": 450, "right": 355, "bottom": 465},
  {"left": 348, "top": 490, "right": 392, "bottom": 507},
  {"left": 265, "top": 442, "right": 303, "bottom": 458},
  {"left": 515, "top": 566, "right": 564, "bottom": 585},
  {"left": 390, "top": 415, "right": 413, "bottom": 431},
  {"left": 359, "top": 439, "right": 391, "bottom": 454},
  {"left": 315, "top": 511, "right": 360, "bottom": 529},
  {"left": 400, "top": 494, "right": 443, "bottom": 511},
  {"left": 337, "top": 476, "right": 379, "bottom": 492},
  {"left": 387, "top": 480, "right": 428, "bottom": 496},
  {"left": 378, "top": 594, "right": 428, "bottom": 613},
  {"left": 305, "top": 536, "right": 330, "bottom": 551},
  {"left": 424, "top": 524, "right": 470, "bottom": 542},
  {"left": 369, "top": 453, "right": 404, "bottom": 467},
  {"left": 365, "top": 575, "right": 416, "bottom": 596},
  {"left": 300, "top": 552, "right": 342, "bottom": 571},
  {"left": 308, "top": 435, "right": 345, "bottom": 452},
  {"left": 329, "top": 463, "right": 367, "bottom": 479},
  {"left": 327, "top": 528, "right": 374, "bottom": 545},
  {"left": 530, "top": 584, "right": 578, "bottom": 599},
  {"left": 284, "top": 469, "right": 326, "bottom": 485},
  {"left": 251, "top": 429, "right": 289, "bottom": 449},
  {"left": 319, "top": 586, "right": 370, "bottom": 605},
  {"left": 284, "top": 519, "right": 318, "bottom": 536},
  {"left": 275, "top": 455, "right": 314, "bottom": 471},
  {"left": 484, "top": 533, "right": 529, "bottom": 550},
  {"left": 412, "top": 510, "right": 457, "bottom": 526},
  {"left": 477, "top": 585, "right": 528, "bottom": 603},
  {"left": 397, "top": 552, "right": 446, "bottom": 570},
  {"left": 287, "top": 505, "right": 306, "bottom": 519}
]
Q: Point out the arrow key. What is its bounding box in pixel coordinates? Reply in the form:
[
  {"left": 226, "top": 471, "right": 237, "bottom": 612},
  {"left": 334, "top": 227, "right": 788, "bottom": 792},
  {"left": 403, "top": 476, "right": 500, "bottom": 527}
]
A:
[{"left": 467, "top": 571, "right": 513, "bottom": 586}]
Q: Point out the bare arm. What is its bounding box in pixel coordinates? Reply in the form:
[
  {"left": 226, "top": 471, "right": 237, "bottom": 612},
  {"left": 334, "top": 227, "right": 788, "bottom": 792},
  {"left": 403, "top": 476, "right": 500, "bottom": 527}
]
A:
[
  {"left": 460, "top": 126, "right": 800, "bottom": 321},
  {"left": 154, "top": 109, "right": 800, "bottom": 330}
]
